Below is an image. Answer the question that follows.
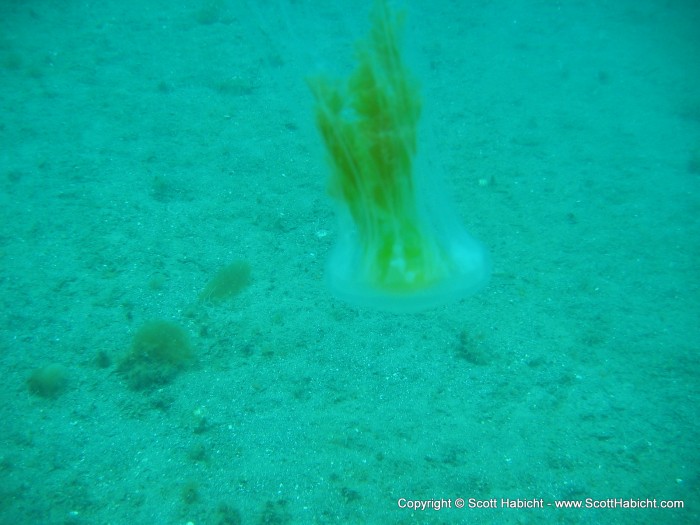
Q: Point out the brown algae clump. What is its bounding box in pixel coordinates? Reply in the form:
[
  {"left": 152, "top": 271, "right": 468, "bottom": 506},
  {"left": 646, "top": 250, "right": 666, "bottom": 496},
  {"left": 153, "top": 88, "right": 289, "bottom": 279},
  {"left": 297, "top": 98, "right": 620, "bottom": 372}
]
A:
[
  {"left": 118, "top": 320, "right": 193, "bottom": 390},
  {"left": 27, "top": 364, "right": 69, "bottom": 398},
  {"left": 199, "top": 260, "right": 251, "bottom": 304}
]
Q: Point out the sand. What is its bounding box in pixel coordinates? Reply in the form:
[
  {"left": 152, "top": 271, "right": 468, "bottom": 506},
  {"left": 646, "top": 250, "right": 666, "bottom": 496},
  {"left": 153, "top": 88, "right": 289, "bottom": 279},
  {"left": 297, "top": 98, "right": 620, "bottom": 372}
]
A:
[{"left": 1, "top": 1, "right": 698, "bottom": 523}]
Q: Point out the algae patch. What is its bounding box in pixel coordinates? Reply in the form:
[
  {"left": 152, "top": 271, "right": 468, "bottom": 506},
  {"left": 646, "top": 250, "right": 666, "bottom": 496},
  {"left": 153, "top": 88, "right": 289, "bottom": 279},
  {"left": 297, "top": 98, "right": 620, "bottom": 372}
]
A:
[
  {"left": 118, "top": 320, "right": 193, "bottom": 390},
  {"left": 199, "top": 260, "right": 251, "bottom": 304},
  {"left": 27, "top": 364, "right": 69, "bottom": 398}
]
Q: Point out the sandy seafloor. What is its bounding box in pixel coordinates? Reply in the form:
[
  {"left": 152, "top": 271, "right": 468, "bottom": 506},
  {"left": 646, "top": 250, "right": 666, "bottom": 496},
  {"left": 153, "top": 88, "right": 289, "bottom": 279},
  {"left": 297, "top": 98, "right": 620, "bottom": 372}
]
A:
[{"left": 1, "top": 0, "right": 699, "bottom": 524}]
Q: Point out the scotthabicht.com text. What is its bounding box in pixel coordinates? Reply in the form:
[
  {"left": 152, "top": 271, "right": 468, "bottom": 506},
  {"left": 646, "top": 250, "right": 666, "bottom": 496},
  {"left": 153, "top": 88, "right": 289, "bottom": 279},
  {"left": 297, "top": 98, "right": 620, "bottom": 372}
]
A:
[{"left": 396, "top": 497, "right": 684, "bottom": 511}]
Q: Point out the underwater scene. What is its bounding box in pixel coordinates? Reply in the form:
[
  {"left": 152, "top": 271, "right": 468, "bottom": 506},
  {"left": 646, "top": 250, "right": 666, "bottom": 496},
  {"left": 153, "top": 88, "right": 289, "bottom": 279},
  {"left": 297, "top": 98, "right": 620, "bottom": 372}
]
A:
[{"left": 0, "top": 0, "right": 698, "bottom": 523}]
